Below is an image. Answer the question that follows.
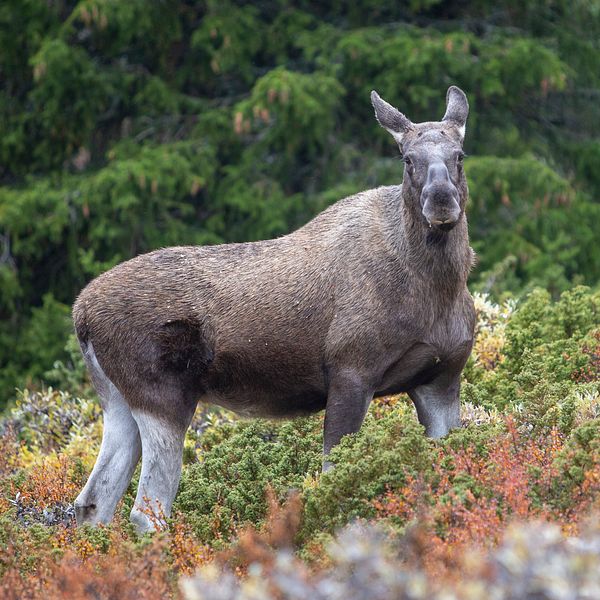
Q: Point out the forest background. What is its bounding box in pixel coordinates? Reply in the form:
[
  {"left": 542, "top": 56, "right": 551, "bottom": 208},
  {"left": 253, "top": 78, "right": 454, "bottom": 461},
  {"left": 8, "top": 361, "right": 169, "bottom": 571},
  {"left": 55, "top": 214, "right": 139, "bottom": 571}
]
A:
[{"left": 1, "top": 0, "right": 600, "bottom": 409}]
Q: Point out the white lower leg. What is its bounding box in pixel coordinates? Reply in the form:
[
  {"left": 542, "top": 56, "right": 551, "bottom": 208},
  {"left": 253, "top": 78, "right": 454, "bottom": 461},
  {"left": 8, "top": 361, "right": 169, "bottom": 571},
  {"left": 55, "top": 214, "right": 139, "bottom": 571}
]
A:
[
  {"left": 75, "top": 389, "right": 141, "bottom": 525},
  {"left": 409, "top": 377, "right": 462, "bottom": 439},
  {"left": 130, "top": 410, "right": 187, "bottom": 533}
]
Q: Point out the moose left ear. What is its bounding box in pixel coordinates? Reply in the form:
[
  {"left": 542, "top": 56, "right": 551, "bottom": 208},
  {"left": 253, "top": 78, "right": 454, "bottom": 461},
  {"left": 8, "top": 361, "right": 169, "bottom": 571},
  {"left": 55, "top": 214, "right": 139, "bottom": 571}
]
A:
[
  {"left": 371, "top": 91, "right": 414, "bottom": 145},
  {"left": 442, "top": 86, "right": 469, "bottom": 140}
]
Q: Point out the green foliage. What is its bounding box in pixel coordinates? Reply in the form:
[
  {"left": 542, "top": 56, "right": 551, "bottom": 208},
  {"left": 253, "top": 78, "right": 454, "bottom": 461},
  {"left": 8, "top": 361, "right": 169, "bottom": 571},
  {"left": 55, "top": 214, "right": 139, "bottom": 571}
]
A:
[
  {"left": 75, "top": 522, "right": 113, "bottom": 553},
  {"left": 3, "top": 388, "right": 101, "bottom": 453},
  {"left": 64, "top": 0, "right": 182, "bottom": 70},
  {"left": 0, "top": 0, "right": 61, "bottom": 177},
  {"left": 235, "top": 68, "right": 343, "bottom": 162},
  {"left": 190, "top": 4, "right": 265, "bottom": 93},
  {"left": 503, "top": 287, "right": 599, "bottom": 374},
  {"left": 463, "top": 287, "right": 600, "bottom": 433},
  {"left": 0, "top": 295, "right": 71, "bottom": 401},
  {"left": 43, "top": 333, "right": 91, "bottom": 397},
  {"left": 549, "top": 417, "right": 600, "bottom": 511},
  {"left": 175, "top": 418, "right": 322, "bottom": 544},
  {"left": 442, "top": 420, "right": 504, "bottom": 454},
  {"left": 302, "top": 405, "right": 433, "bottom": 538},
  {"left": 20, "top": 295, "right": 72, "bottom": 383},
  {"left": 28, "top": 38, "right": 112, "bottom": 172},
  {"left": 466, "top": 156, "right": 586, "bottom": 297}
]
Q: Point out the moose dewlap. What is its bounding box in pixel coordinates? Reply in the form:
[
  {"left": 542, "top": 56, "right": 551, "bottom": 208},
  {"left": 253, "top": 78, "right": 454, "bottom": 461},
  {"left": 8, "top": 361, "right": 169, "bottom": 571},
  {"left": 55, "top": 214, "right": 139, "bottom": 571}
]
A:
[{"left": 72, "top": 86, "right": 476, "bottom": 533}]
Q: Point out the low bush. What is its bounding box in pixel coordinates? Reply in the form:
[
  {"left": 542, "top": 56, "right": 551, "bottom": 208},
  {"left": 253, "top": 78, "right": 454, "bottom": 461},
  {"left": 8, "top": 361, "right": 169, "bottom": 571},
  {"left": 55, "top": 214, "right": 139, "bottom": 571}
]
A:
[
  {"left": 175, "top": 417, "right": 322, "bottom": 544},
  {"left": 301, "top": 404, "right": 433, "bottom": 539},
  {"left": 182, "top": 501, "right": 600, "bottom": 600}
]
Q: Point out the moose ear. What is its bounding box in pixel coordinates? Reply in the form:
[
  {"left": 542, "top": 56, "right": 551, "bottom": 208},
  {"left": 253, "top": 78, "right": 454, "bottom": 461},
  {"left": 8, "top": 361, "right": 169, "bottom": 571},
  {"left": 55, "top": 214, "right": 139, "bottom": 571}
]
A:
[
  {"left": 442, "top": 86, "right": 469, "bottom": 140},
  {"left": 371, "top": 90, "right": 414, "bottom": 144}
]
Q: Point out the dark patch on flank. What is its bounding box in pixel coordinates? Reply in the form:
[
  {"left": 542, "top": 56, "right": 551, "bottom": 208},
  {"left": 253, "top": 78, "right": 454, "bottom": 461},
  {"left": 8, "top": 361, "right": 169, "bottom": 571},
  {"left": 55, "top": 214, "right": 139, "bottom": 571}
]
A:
[{"left": 157, "top": 318, "right": 213, "bottom": 374}]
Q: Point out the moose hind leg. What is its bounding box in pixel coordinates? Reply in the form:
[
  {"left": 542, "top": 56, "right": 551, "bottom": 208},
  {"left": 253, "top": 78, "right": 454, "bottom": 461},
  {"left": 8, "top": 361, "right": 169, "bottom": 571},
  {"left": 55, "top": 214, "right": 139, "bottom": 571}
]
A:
[
  {"left": 75, "top": 346, "right": 141, "bottom": 525},
  {"left": 408, "top": 373, "right": 461, "bottom": 438},
  {"left": 129, "top": 405, "right": 194, "bottom": 533}
]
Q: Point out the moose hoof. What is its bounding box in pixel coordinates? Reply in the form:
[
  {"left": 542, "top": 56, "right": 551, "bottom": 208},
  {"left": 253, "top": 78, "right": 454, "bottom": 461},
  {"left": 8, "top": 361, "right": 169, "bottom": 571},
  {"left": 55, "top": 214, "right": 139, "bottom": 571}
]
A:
[
  {"left": 130, "top": 508, "right": 158, "bottom": 534},
  {"left": 322, "top": 460, "right": 335, "bottom": 473},
  {"left": 74, "top": 501, "right": 97, "bottom": 525}
]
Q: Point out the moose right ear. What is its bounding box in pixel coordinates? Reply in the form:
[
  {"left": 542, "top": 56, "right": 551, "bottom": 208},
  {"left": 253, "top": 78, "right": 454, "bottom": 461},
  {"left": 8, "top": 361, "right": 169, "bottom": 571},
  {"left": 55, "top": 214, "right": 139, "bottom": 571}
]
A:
[
  {"left": 442, "top": 86, "right": 469, "bottom": 140},
  {"left": 371, "top": 91, "right": 414, "bottom": 145}
]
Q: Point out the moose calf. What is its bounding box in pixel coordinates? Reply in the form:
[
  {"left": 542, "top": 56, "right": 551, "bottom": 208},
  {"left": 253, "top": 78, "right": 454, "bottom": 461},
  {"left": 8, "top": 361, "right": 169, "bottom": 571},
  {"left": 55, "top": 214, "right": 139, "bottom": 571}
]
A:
[{"left": 73, "top": 86, "right": 476, "bottom": 532}]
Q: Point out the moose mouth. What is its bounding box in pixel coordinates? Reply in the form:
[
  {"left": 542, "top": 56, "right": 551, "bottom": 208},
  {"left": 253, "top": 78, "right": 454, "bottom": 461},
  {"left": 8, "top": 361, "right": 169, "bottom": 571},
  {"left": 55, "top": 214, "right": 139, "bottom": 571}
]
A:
[
  {"left": 427, "top": 218, "right": 458, "bottom": 232},
  {"left": 421, "top": 173, "right": 461, "bottom": 232}
]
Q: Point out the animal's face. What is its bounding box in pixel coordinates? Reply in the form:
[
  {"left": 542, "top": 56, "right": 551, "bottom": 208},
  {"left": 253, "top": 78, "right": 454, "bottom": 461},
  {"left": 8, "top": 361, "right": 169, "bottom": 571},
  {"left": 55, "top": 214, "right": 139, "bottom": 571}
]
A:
[{"left": 371, "top": 87, "right": 469, "bottom": 232}]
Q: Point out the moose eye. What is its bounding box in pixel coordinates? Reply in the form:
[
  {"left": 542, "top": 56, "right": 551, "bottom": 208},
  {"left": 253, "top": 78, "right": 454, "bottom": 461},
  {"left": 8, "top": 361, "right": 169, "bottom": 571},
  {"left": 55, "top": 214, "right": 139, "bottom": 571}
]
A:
[
  {"left": 457, "top": 152, "right": 466, "bottom": 163},
  {"left": 403, "top": 156, "right": 413, "bottom": 168}
]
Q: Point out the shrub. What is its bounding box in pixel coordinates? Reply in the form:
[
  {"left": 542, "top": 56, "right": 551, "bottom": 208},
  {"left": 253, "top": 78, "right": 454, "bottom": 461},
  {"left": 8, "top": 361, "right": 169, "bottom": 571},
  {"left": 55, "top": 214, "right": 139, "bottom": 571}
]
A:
[
  {"left": 3, "top": 388, "right": 101, "bottom": 455},
  {"left": 0, "top": 537, "right": 175, "bottom": 600},
  {"left": 6, "top": 453, "right": 84, "bottom": 528},
  {"left": 182, "top": 517, "right": 600, "bottom": 600},
  {"left": 463, "top": 287, "right": 600, "bottom": 433},
  {"left": 549, "top": 417, "right": 600, "bottom": 518},
  {"left": 301, "top": 404, "right": 433, "bottom": 540},
  {"left": 372, "top": 418, "right": 563, "bottom": 559},
  {"left": 175, "top": 417, "right": 322, "bottom": 544}
]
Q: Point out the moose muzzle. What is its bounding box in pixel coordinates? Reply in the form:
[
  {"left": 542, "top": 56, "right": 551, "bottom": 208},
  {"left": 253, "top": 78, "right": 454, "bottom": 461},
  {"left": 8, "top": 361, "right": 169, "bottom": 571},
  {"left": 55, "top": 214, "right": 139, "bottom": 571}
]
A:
[{"left": 420, "top": 162, "right": 461, "bottom": 231}]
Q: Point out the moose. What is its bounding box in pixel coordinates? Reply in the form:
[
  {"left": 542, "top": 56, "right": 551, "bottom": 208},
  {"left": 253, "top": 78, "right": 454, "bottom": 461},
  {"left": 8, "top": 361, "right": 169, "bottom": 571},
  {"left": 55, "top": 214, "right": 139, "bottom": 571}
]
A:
[{"left": 73, "top": 86, "right": 476, "bottom": 532}]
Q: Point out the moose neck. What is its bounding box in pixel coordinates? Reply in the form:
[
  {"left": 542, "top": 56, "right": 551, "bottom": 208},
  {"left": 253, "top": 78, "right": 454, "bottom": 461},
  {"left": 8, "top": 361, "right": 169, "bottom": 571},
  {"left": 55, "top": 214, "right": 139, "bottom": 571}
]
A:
[{"left": 388, "top": 184, "right": 472, "bottom": 297}]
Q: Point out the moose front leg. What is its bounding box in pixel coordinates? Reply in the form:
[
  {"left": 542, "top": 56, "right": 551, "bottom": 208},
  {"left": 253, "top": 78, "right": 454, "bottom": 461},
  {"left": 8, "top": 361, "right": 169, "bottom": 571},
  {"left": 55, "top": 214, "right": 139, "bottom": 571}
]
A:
[
  {"left": 323, "top": 368, "right": 373, "bottom": 471},
  {"left": 408, "top": 372, "right": 462, "bottom": 438}
]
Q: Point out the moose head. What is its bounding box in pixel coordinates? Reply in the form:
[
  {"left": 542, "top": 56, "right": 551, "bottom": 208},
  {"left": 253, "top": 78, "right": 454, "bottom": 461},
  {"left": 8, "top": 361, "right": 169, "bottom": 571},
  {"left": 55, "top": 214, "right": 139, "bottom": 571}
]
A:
[{"left": 371, "top": 86, "right": 469, "bottom": 232}]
